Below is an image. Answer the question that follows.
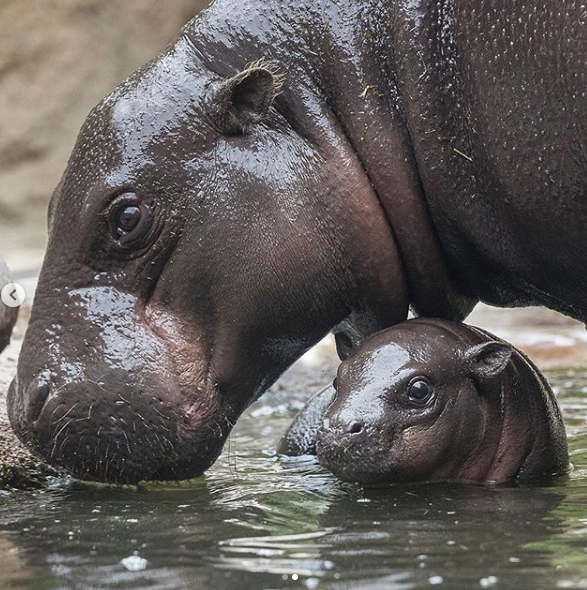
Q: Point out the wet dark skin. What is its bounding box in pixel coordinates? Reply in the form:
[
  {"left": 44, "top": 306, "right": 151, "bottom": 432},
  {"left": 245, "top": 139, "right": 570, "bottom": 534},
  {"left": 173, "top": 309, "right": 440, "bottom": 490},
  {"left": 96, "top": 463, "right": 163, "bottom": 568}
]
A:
[
  {"left": 7, "top": 0, "right": 587, "bottom": 483},
  {"left": 283, "top": 319, "right": 569, "bottom": 486}
]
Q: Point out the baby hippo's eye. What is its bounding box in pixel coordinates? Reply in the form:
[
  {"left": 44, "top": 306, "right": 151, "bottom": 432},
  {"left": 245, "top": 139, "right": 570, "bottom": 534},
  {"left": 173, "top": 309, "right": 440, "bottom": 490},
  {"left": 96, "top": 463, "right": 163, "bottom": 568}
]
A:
[{"left": 407, "top": 379, "right": 434, "bottom": 406}]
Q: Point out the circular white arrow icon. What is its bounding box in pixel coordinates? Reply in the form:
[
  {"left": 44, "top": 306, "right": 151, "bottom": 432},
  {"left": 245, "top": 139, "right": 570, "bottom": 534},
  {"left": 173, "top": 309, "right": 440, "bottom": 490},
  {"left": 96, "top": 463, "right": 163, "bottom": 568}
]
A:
[{"left": 1, "top": 282, "right": 25, "bottom": 307}]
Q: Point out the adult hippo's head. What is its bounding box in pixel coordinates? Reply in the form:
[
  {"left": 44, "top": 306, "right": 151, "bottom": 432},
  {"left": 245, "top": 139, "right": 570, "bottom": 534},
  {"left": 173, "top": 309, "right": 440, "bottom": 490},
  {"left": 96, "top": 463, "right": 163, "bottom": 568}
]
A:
[{"left": 6, "top": 30, "right": 410, "bottom": 483}]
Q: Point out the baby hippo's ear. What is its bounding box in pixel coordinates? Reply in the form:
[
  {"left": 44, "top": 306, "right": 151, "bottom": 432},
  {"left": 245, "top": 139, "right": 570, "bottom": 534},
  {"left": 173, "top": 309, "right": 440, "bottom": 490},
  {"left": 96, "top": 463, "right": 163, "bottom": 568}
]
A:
[
  {"left": 464, "top": 341, "right": 513, "bottom": 381},
  {"left": 211, "top": 60, "right": 285, "bottom": 135}
]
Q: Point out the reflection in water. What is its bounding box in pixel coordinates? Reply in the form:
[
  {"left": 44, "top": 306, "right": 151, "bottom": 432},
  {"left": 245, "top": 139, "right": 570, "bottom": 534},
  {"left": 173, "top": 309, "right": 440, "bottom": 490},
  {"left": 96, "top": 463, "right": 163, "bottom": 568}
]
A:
[{"left": 0, "top": 369, "right": 586, "bottom": 589}]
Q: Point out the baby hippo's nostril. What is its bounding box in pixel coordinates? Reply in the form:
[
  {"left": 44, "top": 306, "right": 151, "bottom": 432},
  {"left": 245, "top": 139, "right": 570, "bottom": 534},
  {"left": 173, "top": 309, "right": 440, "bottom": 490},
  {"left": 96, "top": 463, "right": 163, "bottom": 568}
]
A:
[{"left": 349, "top": 421, "right": 363, "bottom": 435}]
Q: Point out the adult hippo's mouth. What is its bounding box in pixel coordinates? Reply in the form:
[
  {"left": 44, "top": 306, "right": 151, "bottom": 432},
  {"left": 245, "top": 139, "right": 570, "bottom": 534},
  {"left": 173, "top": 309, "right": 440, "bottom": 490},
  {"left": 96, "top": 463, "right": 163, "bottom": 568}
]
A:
[
  {"left": 8, "top": 386, "right": 227, "bottom": 484},
  {"left": 8, "top": 378, "right": 231, "bottom": 484},
  {"left": 7, "top": 286, "right": 234, "bottom": 484}
]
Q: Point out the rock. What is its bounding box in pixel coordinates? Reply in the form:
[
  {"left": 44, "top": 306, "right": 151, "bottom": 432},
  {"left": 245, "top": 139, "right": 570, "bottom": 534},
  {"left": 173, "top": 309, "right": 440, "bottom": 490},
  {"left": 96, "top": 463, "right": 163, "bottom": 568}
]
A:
[
  {"left": 0, "top": 254, "right": 17, "bottom": 354},
  {"left": 0, "top": 402, "right": 57, "bottom": 489},
  {"left": 0, "top": 317, "right": 57, "bottom": 488}
]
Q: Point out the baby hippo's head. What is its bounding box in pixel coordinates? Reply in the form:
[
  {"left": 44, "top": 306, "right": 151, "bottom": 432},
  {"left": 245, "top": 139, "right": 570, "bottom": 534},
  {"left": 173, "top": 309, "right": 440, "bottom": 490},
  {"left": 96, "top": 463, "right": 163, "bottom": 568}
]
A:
[{"left": 316, "top": 319, "right": 516, "bottom": 485}]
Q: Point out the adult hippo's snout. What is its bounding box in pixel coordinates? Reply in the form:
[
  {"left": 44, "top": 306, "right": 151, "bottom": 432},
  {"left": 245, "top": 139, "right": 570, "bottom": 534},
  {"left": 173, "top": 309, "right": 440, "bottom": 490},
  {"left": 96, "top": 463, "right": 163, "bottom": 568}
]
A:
[{"left": 8, "top": 286, "right": 230, "bottom": 483}]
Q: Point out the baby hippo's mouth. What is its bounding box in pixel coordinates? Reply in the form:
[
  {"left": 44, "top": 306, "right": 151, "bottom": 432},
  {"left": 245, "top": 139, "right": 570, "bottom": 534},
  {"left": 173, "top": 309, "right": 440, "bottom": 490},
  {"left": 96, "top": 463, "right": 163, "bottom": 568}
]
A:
[{"left": 316, "top": 422, "right": 392, "bottom": 485}]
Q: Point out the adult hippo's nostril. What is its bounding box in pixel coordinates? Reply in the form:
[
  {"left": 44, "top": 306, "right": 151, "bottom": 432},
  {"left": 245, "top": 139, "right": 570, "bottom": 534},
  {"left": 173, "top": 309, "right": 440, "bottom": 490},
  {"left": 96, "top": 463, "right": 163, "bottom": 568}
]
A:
[
  {"left": 7, "top": 373, "right": 52, "bottom": 441},
  {"left": 348, "top": 421, "right": 363, "bottom": 435},
  {"left": 27, "top": 381, "right": 52, "bottom": 424}
]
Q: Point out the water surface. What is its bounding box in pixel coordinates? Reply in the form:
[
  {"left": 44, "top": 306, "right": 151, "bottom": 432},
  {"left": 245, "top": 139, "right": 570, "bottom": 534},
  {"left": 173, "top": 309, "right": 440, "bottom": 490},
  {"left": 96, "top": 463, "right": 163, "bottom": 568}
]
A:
[{"left": 1, "top": 370, "right": 587, "bottom": 590}]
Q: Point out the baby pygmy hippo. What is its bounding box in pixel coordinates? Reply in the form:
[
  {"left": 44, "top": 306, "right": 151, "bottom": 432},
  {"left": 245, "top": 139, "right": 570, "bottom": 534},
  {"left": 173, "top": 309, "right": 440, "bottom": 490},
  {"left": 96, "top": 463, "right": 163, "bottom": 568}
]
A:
[{"left": 279, "top": 319, "right": 569, "bottom": 486}]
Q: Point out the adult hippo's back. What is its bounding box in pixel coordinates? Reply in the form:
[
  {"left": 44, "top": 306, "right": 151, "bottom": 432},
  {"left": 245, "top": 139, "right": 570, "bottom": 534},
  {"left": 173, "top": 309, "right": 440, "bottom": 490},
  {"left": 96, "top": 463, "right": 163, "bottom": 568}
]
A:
[{"left": 8, "top": 0, "right": 587, "bottom": 483}]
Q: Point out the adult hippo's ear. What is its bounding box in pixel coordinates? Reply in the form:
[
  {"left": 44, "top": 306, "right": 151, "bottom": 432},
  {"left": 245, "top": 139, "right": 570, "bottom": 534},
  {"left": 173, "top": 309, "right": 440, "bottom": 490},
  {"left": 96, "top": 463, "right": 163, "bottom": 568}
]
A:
[
  {"left": 464, "top": 341, "right": 513, "bottom": 381},
  {"left": 211, "top": 60, "right": 285, "bottom": 135}
]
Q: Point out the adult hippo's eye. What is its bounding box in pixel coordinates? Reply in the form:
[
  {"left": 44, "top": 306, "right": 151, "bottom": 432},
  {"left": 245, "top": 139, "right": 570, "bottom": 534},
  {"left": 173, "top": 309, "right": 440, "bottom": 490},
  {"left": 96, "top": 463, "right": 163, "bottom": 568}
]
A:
[
  {"left": 407, "top": 379, "right": 434, "bottom": 406},
  {"left": 116, "top": 206, "right": 141, "bottom": 233},
  {"left": 107, "top": 193, "right": 154, "bottom": 247}
]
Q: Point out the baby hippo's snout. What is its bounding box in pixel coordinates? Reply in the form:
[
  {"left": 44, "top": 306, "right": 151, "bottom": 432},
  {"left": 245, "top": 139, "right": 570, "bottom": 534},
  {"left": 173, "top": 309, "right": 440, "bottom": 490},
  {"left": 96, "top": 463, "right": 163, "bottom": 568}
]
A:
[
  {"left": 316, "top": 414, "right": 392, "bottom": 485},
  {"left": 347, "top": 421, "right": 364, "bottom": 435},
  {"left": 317, "top": 416, "right": 367, "bottom": 449},
  {"left": 323, "top": 416, "right": 365, "bottom": 437}
]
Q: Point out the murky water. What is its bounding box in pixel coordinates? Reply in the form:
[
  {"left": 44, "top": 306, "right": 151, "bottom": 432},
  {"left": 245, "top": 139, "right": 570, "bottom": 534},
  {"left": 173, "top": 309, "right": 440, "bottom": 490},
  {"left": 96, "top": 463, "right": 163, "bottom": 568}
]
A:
[{"left": 0, "top": 370, "right": 586, "bottom": 590}]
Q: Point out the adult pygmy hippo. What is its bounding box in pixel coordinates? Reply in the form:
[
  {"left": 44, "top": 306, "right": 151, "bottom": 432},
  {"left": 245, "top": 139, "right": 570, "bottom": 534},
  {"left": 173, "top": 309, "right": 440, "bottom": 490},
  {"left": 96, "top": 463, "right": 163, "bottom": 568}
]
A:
[
  {"left": 281, "top": 319, "right": 570, "bottom": 486},
  {"left": 8, "top": 0, "right": 587, "bottom": 483}
]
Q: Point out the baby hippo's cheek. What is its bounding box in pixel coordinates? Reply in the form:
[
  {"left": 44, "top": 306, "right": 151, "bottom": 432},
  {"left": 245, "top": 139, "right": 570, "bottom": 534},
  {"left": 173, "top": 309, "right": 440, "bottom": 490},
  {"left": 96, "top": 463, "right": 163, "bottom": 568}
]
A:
[{"left": 395, "top": 414, "right": 463, "bottom": 477}]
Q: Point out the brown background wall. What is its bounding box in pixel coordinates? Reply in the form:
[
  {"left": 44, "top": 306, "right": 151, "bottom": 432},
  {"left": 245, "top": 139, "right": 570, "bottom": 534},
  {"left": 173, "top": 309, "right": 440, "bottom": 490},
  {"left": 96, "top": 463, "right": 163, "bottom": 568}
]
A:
[{"left": 0, "top": 0, "right": 210, "bottom": 264}]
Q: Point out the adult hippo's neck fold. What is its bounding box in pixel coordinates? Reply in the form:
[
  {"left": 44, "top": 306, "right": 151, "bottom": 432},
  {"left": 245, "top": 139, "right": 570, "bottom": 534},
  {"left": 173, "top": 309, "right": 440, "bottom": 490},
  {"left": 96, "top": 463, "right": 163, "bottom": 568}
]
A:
[
  {"left": 303, "top": 0, "right": 478, "bottom": 321},
  {"left": 186, "top": 0, "right": 477, "bottom": 324}
]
